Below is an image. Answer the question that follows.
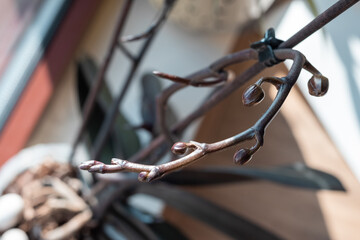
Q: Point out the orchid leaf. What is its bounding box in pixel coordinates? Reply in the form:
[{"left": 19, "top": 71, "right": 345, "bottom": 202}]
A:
[
  {"left": 76, "top": 55, "right": 141, "bottom": 162},
  {"left": 140, "top": 73, "right": 177, "bottom": 137},
  {"left": 160, "top": 162, "right": 345, "bottom": 191},
  {"left": 136, "top": 183, "right": 282, "bottom": 240}
]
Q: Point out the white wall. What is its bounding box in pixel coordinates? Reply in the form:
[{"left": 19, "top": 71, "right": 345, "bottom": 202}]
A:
[{"left": 272, "top": 1, "right": 360, "bottom": 181}]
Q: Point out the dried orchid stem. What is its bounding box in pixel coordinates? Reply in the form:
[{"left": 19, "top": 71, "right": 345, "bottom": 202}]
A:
[
  {"left": 258, "top": 77, "right": 283, "bottom": 89},
  {"left": 117, "top": 41, "right": 136, "bottom": 61},
  {"left": 302, "top": 60, "right": 323, "bottom": 77},
  {"left": 153, "top": 70, "right": 229, "bottom": 87},
  {"left": 155, "top": 70, "right": 229, "bottom": 146},
  {"left": 73, "top": 0, "right": 356, "bottom": 164},
  {"left": 121, "top": 0, "right": 176, "bottom": 42},
  {"left": 76, "top": 0, "right": 357, "bottom": 186},
  {"left": 136, "top": 56, "right": 320, "bottom": 165},
  {"left": 155, "top": 49, "right": 257, "bottom": 147},
  {"left": 70, "top": 0, "right": 133, "bottom": 162},
  {"left": 154, "top": 70, "right": 231, "bottom": 149},
  {"left": 156, "top": 83, "right": 184, "bottom": 145},
  {"left": 90, "top": 1, "right": 175, "bottom": 160},
  {"left": 80, "top": 49, "right": 314, "bottom": 182}
]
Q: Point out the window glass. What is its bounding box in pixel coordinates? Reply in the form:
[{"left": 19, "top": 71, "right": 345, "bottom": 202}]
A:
[
  {"left": 0, "top": 0, "right": 44, "bottom": 76},
  {"left": 0, "top": 0, "right": 70, "bottom": 132}
]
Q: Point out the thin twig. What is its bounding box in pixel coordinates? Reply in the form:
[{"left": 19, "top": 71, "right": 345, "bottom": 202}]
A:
[
  {"left": 80, "top": 49, "right": 322, "bottom": 182},
  {"left": 90, "top": 0, "right": 176, "bottom": 160},
  {"left": 120, "top": 0, "right": 358, "bottom": 166},
  {"left": 153, "top": 70, "right": 229, "bottom": 87},
  {"left": 155, "top": 49, "right": 256, "bottom": 148},
  {"left": 117, "top": 41, "right": 136, "bottom": 61},
  {"left": 280, "top": 0, "right": 359, "bottom": 49},
  {"left": 79, "top": 0, "right": 357, "bottom": 182},
  {"left": 156, "top": 83, "right": 184, "bottom": 145},
  {"left": 121, "top": 0, "right": 176, "bottom": 42},
  {"left": 69, "top": 0, "right": 133, "bottom": 162}
]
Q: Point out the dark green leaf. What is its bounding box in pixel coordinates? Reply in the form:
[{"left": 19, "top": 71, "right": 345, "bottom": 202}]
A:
[
  {"left": 102, "top": 220, "right": 132, "bottom": 240},
  {"left": 136, "top": 183, "right": 283, "bottom": 240},
  {"left": 76, "top": 55, "right": 141, "bottom": 161},
  {"left": 112, "top": 112, "right": 142, "bottom": 159},
  {"left": 148, "top": 221, "right": 189, "bottom": 240},
  {"left": 124, "top": 203, "right": 189, "bottom": 240},
  {"left": 159, "top": 163, "right": 345, "bottom": 191},
  {"left": 77, "top": 57, "right": 113, "bottom": 163},
  {"left": 111, "top": 203, "right": 159, "bottom": 240},
  {"left": 141, "top": 73, "right": 177, "bottom": 136},
  {"left": 141, "top": 73, "right": 162, "bottom": 133}
]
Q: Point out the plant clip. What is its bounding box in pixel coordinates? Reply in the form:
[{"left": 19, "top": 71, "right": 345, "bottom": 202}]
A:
[{"left": 250, "top": 28, "right": 284, "bottom": 67}]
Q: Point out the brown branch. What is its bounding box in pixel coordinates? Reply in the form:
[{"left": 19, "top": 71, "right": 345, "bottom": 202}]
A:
[
  {"left": 80, "top": 48, "right": 327, "bottom": 182},
  {"left": 117, "top": 41, "right": 136, "bottom": 61},
  {"left": 153, "top": 70, "right": 231, "bottom": 87},
  {"left": 69, "top": 0, "right": 133, "bottom": 163},
  {"left": 155, "top": 49, "right": 256, "bottom": 148},
  {"left": 154, "top": 70, "right": 233, "bottom": 146},
  {"left": 74, "top": 0, "right": 357, "bottom": 167},
  {"left": 156, "top": 83, "right": 184, "bottom": 145},
  {"left": 121, "top": 0, "right": 176, "bottom": 42},
  {"left": 90, "top": 1, "right": 174, "bottom": 160}
]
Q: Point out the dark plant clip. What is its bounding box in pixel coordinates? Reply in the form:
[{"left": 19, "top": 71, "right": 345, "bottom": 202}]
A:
[{"left": 250, "top": 28, "right": 284, "bottom": 67}]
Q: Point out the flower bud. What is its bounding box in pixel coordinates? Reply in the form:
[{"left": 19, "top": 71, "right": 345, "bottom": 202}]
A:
[
  {"left": 308, "top": 75, "right": 329, "bottom": 97},
  {"left": 233, "top": 148, "right": 252, "bottom": 165},
  {"left": 242, "top": 84, "right": 265, "bottom": 106},
  {"left": 138, "top": 171, "right": 149, "bottom": 182},
  {"left": 171, "top": 142, "right": 188, "bottom": 155}
]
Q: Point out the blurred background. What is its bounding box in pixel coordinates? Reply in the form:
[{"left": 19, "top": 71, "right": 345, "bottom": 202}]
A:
[{"left": 0, "top": 0, "right": 359, "bottom": 239}]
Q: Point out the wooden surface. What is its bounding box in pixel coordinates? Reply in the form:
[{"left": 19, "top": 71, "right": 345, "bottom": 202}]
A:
[{"left": 163, "top": 29, "right": 360, "bottom": 240}]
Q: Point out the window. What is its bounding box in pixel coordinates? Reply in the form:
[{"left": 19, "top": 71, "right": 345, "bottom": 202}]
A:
[{"left": 0, "top": 0, "right": 70, "bottom": 132}]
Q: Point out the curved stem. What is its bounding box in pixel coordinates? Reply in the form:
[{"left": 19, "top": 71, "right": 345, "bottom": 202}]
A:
[
  {"left": 302, "top": 60, "right": 322, "bottom": 77},
  {"left": 90, "top": 1, "right": 175, "bottom": 160},
  {"left": 156, "top": 49, "right": 257, "bottom": 148},
  {"left": 76, "top": 0, "right": 357, "bottom": 187},
  {"left": 79, "top": 49, "right": 308, "bottom": 182},
  {"left": 156, "top": 83, "right": 184, "bottom": 145},
  {"left": 69, "top": 0, "right": 133, "bottom": 163},
  {"left": 154, "top": 70, "right": 229, "bottom": 87},
  {"left": 253, "top": 49, "right": 305, "bottom": 130},
  {"left": 257, "top": 77, "right": 284, "bottom": 89}
]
